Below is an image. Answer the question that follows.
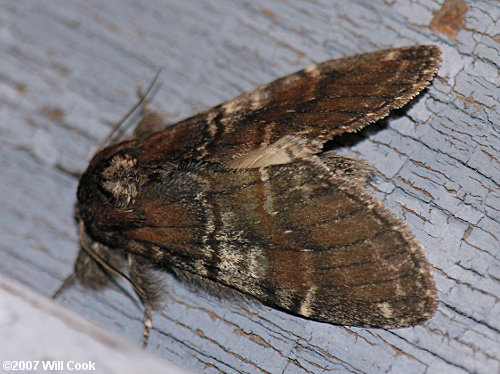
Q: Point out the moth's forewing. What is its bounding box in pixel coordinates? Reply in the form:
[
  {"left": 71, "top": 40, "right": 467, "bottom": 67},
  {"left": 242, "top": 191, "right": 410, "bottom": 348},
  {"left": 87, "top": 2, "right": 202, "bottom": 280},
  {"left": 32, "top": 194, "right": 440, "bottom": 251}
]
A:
[{"left": 141, "top": 45, "right": 440, "bottom": 164}]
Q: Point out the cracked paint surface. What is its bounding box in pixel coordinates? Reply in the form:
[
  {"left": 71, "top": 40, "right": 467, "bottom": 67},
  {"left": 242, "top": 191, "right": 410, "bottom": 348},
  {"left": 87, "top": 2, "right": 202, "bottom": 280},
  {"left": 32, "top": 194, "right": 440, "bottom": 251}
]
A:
[{"left": 0, "top": 0, "right": 498, "bottom": 373}]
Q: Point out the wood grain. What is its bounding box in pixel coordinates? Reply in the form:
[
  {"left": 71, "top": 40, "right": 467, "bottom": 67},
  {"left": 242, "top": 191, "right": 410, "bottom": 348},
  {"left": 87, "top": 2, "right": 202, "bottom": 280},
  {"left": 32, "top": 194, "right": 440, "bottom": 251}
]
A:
[{"left": 0, "top": 1, "right": 498, "bottom": 373}]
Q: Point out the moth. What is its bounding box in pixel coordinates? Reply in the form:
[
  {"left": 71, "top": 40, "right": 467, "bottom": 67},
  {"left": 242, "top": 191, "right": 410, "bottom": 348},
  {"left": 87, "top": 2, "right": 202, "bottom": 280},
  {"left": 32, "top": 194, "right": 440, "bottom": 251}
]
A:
[{"left": 55, "top": 45, "right": 441, "bottom": 346}]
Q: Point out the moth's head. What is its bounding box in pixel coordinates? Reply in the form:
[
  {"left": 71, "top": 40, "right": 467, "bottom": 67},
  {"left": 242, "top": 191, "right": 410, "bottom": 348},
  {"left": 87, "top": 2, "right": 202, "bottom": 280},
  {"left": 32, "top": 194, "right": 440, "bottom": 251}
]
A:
[{"left": 76, "top": 139, "right": 144, "bottom": 245}]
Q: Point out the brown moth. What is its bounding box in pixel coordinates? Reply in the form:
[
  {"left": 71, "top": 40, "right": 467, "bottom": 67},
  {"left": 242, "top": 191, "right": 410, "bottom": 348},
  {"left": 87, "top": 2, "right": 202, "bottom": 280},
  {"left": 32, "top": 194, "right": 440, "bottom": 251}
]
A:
[{"left": 56, "top": 45, "right": 441, "bottom": 346}]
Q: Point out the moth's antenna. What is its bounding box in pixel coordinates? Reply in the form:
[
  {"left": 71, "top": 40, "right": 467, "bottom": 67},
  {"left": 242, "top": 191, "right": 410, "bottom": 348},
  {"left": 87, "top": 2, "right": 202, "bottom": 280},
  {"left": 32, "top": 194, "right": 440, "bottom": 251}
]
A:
[
  {"left": 76, "top": 221, "right": 147, "bottom": 302},
  {"left": 53, "top": 222, "right": 153, "bottom": 346},
  {"left": 98, "top": 68, "right": 164, "bottom": 149}
]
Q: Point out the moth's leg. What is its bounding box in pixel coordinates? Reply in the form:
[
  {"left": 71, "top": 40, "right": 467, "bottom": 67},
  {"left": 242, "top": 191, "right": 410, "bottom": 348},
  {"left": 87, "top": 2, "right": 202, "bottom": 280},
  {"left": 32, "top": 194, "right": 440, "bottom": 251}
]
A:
[
  {"left": 75, "top": 242, "right": 127, "bottom": 288},
  {"left": 52, "top": 241, "right": 126, "bottom": 299},
  {"left": 52, "top": 248, "right": 92, "bottom": 299},
  {"left": 128, "top": 254, "right": 165, "bottom": 348},
  {"left": 52, "top": 271, "right": 77, "bottom": 299}
]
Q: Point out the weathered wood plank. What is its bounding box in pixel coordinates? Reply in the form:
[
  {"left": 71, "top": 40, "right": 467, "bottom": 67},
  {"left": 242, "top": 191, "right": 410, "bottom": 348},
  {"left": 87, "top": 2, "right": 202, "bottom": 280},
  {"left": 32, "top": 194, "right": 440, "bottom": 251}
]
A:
[
  {"left": 0, "top": 0, "right": 498, "bottom": 373},
  {"left": 0, "top": 275, "right": 190, "bottom": 373}
]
